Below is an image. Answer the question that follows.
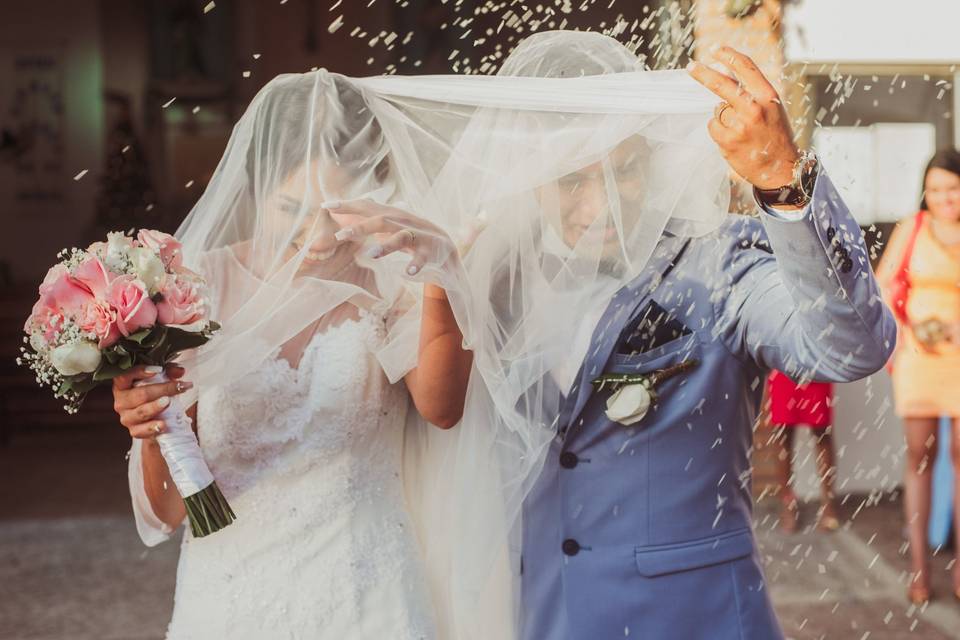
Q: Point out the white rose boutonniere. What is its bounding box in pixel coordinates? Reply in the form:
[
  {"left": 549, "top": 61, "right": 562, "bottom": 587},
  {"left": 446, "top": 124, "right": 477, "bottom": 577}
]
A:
[{"left": 591, "top": 359, "right": 699, "bottom": 426}]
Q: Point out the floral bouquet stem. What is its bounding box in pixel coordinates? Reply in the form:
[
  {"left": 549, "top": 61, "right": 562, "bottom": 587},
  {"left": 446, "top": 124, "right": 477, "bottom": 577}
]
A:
[{"left": 137, "top": 375, "right": 235, "bottom": 537}]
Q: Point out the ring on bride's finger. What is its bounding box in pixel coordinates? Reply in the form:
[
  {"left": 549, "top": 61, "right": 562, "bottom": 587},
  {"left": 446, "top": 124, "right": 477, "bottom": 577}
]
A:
[
  {"left": 152, "top": 424, "right": 162, "bottom": 434},
  {"left": 334, "top": 227, "right": 356, "bottom": 242},
  {"left": 714, "top": 101, "right": 733, "bottom": 126},
  {"left": 176, "top": 382, "right": 185, "bottom": 393},
  {"left": 404, "top": 229, "right": 416, "bottom": 244}
]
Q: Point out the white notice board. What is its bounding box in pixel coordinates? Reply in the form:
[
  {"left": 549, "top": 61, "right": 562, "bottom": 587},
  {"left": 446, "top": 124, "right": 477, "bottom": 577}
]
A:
[{"left": 813, "top": 123, "right": 935, "bottom": 224}]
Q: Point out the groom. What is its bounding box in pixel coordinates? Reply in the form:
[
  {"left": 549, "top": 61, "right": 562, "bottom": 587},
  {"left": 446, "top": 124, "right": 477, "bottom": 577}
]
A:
[{"left": 515, "top": 44, "right": 896, "bottom": 639}]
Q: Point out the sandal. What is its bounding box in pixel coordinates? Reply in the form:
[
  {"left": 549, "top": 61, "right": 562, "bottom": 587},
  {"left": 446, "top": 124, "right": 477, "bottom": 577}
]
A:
[
  {"left": 816, "top": 502, "right": 840, "bottom": 532},
  {"left": 779, "top": 496, "right": 799, "bottom": 534},
  {"left": 907, "top": 583, "right": 932, "bottom": 605}
]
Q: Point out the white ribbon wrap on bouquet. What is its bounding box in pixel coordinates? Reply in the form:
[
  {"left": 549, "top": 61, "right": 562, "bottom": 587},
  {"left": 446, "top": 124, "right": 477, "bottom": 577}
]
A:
[{"left": 135, "top": 371, "right": 214, "bottom": 497}]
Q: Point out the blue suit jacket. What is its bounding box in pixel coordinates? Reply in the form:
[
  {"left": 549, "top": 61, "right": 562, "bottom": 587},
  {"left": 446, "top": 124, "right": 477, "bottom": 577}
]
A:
[{"left": 520, "top": 172, "right": 897, "bottom": 640}]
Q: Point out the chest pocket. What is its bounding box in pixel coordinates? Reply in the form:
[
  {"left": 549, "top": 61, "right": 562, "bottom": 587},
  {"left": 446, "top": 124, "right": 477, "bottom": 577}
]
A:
[
  {"left": 617, "top": 299, "right": 694, "bottom": 356},
  {"left": 608, "top": 333, "right": 700, "bottom": 375}
]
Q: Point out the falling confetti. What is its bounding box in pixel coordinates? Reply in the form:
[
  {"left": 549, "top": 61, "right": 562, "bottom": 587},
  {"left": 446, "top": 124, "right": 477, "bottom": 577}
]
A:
[
  {"left": 203, "top": 1, "right": 215, "bottom": 14},
  {"left": 73, "top": 170, "right": 88, "bottom": 181}
]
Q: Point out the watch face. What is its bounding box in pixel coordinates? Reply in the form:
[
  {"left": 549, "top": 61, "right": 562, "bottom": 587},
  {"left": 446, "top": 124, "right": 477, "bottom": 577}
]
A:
[{"left": 800, "top": 160, "right": 818, "bottom": 199}]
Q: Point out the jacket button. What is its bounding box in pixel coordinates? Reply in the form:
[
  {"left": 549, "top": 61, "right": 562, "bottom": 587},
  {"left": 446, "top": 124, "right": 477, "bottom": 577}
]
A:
[
  {"left": 559, "top": 451, "right": 579, "bottom": 469},
  {"left": 841, "top": 257, "right": 853, "bottom": 273},
  {"left": 826, "top": 226, "right": 836, "bottom": 240},
  {"left": 562, "top": 539, "right": 581, "bottom": 556}
]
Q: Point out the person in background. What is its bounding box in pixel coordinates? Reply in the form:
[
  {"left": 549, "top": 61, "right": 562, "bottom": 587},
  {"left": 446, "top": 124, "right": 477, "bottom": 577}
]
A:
[
  {"left": 877, "top": 148, "right": 960, "bottom": 605},
  {"left": 766, "top": 371, "right": 839, "bottom": 533}
]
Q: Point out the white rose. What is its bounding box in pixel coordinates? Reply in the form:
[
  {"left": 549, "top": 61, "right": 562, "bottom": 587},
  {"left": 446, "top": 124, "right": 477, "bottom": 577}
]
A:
[
  {"left": 29, "top": 332, "right": 48, "bottom": 353},
  {"left": 50, "top": 341, "right": 102, "bottom": 376},
  {"left": 129, "top": 247, "right": 166, "bottom": 294},
  {"left": 605, "top": 384, "right": 653, "bottom": 426},
  {"left": 105, "top": 231, "right": 134, "bottom": 271}
]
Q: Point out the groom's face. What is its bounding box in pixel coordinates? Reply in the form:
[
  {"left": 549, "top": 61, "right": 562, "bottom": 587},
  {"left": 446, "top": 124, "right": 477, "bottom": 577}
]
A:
[{"left": 548, "top": 139, "right": 647, "bottom": 260}]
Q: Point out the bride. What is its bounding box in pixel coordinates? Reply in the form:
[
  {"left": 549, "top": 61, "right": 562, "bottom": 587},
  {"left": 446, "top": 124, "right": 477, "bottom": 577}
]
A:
[
  {"left": 109, "top": 31, "right": 729, "bottom": 640},
  {"left": 113, "top": 75, "right": 471, "bottom": 638}
]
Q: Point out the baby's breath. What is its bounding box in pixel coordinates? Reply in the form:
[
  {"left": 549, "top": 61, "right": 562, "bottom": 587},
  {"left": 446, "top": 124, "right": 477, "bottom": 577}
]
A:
[
  {"left": 18, "top": 342, "right": 81, "bottom": 414},
  {"left": 60, "top": 247, "right": 88, "bottom": 271}
]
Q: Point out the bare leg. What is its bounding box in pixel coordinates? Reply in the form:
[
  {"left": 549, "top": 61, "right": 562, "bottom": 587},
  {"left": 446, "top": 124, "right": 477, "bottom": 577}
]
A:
[
  {"left": 811, "top": 426, "right": 840, "bottom": 531},
  {"left": 903, "top": 417, "right": 939, "bottom": 602},
  {"left": 773, "top": 425, "right": 799, "bottom": 533}
]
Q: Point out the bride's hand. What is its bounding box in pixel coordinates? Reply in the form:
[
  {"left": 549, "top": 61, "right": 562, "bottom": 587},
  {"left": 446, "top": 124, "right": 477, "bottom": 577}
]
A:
[
  {"left": 325, "top": 199, "right": 459, "bottom": 277},
  {"left": 112, "top": 365, "right": 192, "bottom": 439}
]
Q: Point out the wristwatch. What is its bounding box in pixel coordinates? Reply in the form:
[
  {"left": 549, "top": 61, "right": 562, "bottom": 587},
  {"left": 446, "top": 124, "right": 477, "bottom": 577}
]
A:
[{"left": 754, "top": 150, "right": 819, "bottom": 209}]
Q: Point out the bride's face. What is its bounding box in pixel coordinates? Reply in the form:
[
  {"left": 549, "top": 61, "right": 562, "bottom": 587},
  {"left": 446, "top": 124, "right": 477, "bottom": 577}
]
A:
[{"left": 264, "top": 162, "right": 367, "bottom": 275}]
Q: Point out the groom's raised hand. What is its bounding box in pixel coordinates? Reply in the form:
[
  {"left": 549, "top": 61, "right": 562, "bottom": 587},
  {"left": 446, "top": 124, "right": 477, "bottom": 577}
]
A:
[{"left": 687, "top": 47, "right": 799, "bottom": 191}]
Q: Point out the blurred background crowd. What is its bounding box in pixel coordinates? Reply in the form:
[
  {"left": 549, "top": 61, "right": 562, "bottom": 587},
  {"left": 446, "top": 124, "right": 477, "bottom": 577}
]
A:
[{"left": 1, "top": 1, "right": 959, "bottom": 638}]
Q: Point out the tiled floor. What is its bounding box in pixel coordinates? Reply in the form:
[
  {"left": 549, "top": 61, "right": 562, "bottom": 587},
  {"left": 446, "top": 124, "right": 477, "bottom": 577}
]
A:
[{"left": 1, "top": 427, "right": 958, "bottom": 640}]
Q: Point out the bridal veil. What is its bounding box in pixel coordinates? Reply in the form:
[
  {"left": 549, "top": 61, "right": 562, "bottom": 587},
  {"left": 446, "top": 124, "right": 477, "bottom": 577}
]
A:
[{"left": 129, "top": 30, "right": 728, "bottom": 639}]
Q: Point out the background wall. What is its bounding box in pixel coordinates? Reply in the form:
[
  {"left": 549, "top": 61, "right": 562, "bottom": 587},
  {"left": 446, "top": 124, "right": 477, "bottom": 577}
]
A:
[
  {"left": 782, "top": 0, "right": 960, "bottom": 500},
  {"left": 0, "top": 0, "right": 103, "bottom": 285},
  {"left": 784, "top": 0, "right": 960, "bottom": 65}
]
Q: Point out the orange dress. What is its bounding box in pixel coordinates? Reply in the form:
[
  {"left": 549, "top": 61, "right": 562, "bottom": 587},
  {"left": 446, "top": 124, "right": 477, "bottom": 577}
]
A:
[{"left": 879, "top": 214, "right": 960, "bottom": 417}]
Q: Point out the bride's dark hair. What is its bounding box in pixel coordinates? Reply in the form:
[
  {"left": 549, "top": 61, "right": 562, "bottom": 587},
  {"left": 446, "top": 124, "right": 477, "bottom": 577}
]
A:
[{"left": 244, "top": 72, "right": 390, "bottom": 197}]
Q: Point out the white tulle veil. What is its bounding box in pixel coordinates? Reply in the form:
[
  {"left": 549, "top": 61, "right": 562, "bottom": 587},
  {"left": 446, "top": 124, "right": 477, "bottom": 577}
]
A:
[{"left": 129, "top": 30, "right": 728, "bottom": 638}]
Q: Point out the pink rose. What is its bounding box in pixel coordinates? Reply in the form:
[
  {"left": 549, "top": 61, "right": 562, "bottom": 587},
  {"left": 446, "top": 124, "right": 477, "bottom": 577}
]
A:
[
  {"left": 38, "top": 264, "right": 68, "bottom": 296},
  {"left": 76, "top": 299, "right": 121, "bottom": 348},
  {"left": 48, "top": 271, "right": 96, "bottom": 318},
  {"left": 72, "top": 255, "right": 116, "bottom": 299},
  {"left": 107, "top": 275, "right": 158, "bottom": 336},
  {"left": 156, "top": 276, "right": 206, "bottom": 327},
  {"left": 25, "top": 291, "right": 64, "bottom": 343},
  {"left": 137, "top": 229, "right": 183, "bottom": 270}
]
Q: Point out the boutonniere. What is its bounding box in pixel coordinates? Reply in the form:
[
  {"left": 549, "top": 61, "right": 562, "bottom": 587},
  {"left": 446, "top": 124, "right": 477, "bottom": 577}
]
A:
[{"left": 591, "top": 359, "right": 699, "bottom": 426}]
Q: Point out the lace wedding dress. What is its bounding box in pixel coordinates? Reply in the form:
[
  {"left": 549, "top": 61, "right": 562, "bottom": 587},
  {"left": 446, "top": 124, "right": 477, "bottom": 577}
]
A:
[{"left": 130, "top": 308, "right": 436, "bottom": 640}]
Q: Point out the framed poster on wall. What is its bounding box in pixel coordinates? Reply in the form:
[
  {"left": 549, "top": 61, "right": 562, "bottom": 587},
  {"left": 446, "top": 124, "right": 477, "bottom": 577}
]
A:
[{"left": 0, "top": 49, "right": 65, "bottom": 209}]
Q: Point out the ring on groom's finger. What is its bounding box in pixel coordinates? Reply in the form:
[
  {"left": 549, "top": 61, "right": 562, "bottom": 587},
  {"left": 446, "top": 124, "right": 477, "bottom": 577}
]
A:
[{"left": 714, "top": 101, "right": 733, "bottom": 127}]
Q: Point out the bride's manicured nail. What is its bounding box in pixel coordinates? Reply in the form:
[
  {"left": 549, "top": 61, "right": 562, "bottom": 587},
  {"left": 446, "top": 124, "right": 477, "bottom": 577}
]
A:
[
  {"left": 365, "top": 245, "right": 383, "bottom": 259},
  {"left": 407, "top": 265, "right": 419, "bottom": 275},
  {"left": 145, "top": 365, "right": 163, "bottom": 374},
  {"left": 334, "top": 228, "right": 355, "bottom": 242},
  {"left": 157, "top": 396, "right": 170, "bottom": 408},
  {"left": 321, "top": 200, "right": 341, "bottom": 210}
]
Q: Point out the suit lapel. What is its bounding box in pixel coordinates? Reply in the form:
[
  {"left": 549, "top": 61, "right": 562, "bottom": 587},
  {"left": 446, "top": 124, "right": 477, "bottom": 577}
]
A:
[{"left": 559, "top": 236, "right": 689, "bottom": 434}]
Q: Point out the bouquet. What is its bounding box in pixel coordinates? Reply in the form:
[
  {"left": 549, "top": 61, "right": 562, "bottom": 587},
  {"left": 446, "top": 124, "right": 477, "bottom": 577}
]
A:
[{"left": 18, "top": 229, "right": 235, "bottom": 537}]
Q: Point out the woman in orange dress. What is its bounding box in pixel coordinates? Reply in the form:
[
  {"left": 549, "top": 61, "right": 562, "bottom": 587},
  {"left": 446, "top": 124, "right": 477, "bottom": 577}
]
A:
[
  {"left": 767, "top": 371, "right": 838, "bottom": 534},
  {"left": 878, "top": 148, "right": 960, "bottom": 604}
]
